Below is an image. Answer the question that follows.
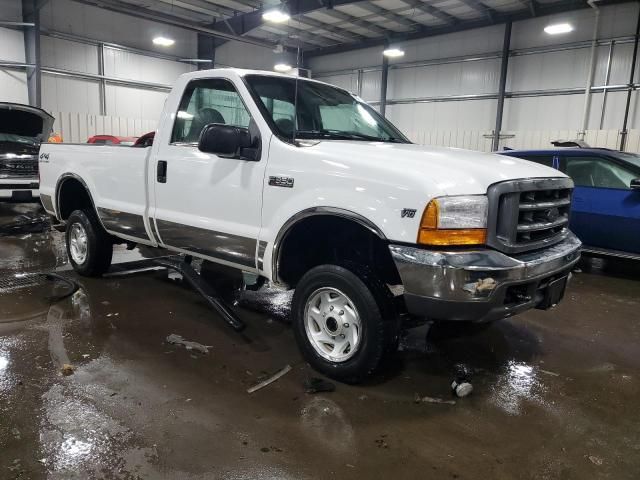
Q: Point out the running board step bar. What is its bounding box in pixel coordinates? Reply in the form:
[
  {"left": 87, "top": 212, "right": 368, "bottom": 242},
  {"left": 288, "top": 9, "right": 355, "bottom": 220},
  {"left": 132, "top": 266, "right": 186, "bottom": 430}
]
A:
[{"left": 154, "top": 256, "right": 246, "bottom": 332}]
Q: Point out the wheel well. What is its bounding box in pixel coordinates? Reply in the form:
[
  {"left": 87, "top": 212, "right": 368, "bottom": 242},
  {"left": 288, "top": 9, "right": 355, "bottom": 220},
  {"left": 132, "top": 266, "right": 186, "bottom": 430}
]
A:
[
  {"left": 276, "top": 215, "right": 401, "bottom": 288},
  {"left": 57, "top": 178, "right": 93, "bottom": 220}
]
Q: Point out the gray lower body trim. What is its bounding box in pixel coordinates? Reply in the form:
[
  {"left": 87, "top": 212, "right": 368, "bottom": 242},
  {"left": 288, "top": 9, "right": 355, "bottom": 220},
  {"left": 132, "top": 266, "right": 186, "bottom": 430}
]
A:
[
  {"left": 257, "top": 240, "right": 267, "bottom": 271},
  {"left": 40, "top": 193, "right": 54, "bottom": 213},
  {"left": 156, "top": 219, "right": 256, "bottom": 269},
  {"left": 97, "top": 207, "right": 149, "bottom": 241}
]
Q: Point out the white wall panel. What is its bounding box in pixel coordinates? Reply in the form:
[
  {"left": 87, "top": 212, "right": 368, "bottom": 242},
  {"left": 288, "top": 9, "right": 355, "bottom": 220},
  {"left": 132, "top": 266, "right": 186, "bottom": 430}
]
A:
[
  {"left": 0, "top": 0, "right": 22, "bottom": 21},
  {"left": 42, "top": 74, "right": 101, "bottom": 115},
  {"left": 511, "top": 3, "right": 639, "bottom": 50},
  {"left": 104, "top": 85, "right": 167, "bottom": 120},
  {"left": 0, "top": 70, "right": 28, "bottom": 103},
  {"left": 388, "top": 58, "right": 500, "bottom": 99},
  {"left": 387, "top": 99, "right": 496, "bottom": 141},
  {"left": 41, "top": 36, "right": 98, "bottom": 73},
  {"left": 0, "top": 26, "right": 26, "bottom": 62},
  {"left": 40, "top": 0, "right": 197, "bottom": 58},
  {"left": 508, "top": 48, "right": 591, "bottom": 91},
  {"left": 214, "top": 42, "right": 285, "bottom": 71},
  {"left": 314, "top": 73, "right": 359, "bottom": 93},
  {"left": 103, "top": 47, "right": 192, "bottom": 85},
  {"left": 360, "top": 71, "right": 381, "bottom": 102}
]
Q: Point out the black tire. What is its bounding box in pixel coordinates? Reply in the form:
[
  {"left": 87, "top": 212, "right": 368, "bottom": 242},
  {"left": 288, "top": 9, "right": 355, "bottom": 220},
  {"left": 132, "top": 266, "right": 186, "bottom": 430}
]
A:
[
  {"left": 291, "top": 264, "right": 399, "bottom": 384},
  {"left": 65, "top": 209, "right": 113, "bottom": 277}
]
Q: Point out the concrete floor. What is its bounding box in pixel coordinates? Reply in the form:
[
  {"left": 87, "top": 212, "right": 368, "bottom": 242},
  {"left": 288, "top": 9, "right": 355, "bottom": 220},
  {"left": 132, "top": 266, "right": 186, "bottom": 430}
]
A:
[{"left": 1, "top": 202, "right": 639, "bottom": 480}]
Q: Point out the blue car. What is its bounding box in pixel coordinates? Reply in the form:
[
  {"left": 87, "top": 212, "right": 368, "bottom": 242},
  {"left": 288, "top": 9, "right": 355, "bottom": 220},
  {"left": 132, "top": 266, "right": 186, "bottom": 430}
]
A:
[{"left": 500, "top": 148, "right": 640, "bottom": 258}]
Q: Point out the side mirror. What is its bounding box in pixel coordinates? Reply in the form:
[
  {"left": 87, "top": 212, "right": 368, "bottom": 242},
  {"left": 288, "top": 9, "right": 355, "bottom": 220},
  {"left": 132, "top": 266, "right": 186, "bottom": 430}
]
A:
[
  {"left": 631, "top": 178, "right": 640, "bottom": 190},
  {"left": 198, "top": 123, "right": 258, "bottom": 160}
]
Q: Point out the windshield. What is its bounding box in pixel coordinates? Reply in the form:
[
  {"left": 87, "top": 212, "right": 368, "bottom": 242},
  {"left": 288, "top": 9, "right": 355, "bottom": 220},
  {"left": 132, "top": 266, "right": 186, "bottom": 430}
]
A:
[
  {"left": 612, "top": 151, "right": 640, "bottom": 170},
  {"left": 244, "top": 75, "right": 409, "bottom": 143}
]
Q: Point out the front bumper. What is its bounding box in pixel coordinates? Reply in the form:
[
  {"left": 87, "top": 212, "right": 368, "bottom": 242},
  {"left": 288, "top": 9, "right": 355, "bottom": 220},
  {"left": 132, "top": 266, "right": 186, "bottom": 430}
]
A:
[
  {"left": 0, "top": 179, "right": 39, "bottom": 200},
  {"left": 390, "top": 232, "right": 581, "bottom": 322}
]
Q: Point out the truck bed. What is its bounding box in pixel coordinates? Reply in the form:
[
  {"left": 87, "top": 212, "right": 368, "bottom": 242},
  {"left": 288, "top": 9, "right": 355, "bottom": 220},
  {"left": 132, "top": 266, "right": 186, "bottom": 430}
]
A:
[{"left": 38, "top": 143, "right": 153, "bottom": 243}]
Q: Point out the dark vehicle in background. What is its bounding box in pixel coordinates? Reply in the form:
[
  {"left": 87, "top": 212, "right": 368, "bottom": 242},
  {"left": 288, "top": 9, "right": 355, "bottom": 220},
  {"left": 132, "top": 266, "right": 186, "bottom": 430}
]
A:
[
  {"left": 87, "top": 134, "right": 138, "bottom": 145},
  {"left": 501, "top": 148, "right": 640, "bottom": 259},
  {"left": 0, "top": 103, "right": 54, "bottom": 201}
]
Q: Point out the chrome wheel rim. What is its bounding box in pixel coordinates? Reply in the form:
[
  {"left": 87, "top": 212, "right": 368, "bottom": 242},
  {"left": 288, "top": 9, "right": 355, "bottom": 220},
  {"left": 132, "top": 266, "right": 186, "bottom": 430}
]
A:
[
  {"left": 304, "top": 287, "right": 362, "bottom": 363},
  {"left": 69, "top": 223, "right": 88, "bottom": 264}
]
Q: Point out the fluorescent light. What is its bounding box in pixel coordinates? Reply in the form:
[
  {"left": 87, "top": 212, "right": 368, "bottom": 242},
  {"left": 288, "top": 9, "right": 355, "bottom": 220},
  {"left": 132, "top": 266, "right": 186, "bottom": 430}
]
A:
[
  {"left": 180, "top": 58, "right": 212, "bottom": 63},
  {"left": 544, "top": 23, "right": 573, "bottom": 35},
  {"left": 263, "top": 9, "right": 290, "bottom": 23},
  {"left": 383, "top": 47, "right": 405, "bottom": 58},
  {"left": 153, "top": 36, "right": 175, "bottom": 47},
  {"left": 274, "top": 63, "right": 292, "bottom": 72}
]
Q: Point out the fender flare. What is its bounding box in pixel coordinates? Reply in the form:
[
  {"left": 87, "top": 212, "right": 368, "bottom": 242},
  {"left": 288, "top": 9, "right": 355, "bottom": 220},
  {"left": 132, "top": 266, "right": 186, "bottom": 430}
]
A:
[
  {"left": 270, "top": 206, "right": 387, "bottom": 283},
  {"left": 55, "top": 173, "right": 106, "bottom": 229}
]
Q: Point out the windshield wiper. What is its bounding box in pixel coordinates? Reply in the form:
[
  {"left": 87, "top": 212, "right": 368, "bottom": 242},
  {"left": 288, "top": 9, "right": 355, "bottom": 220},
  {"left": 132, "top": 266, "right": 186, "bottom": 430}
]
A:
[{"left": 295, "top": 129, "right": 401, "bottom": 143}]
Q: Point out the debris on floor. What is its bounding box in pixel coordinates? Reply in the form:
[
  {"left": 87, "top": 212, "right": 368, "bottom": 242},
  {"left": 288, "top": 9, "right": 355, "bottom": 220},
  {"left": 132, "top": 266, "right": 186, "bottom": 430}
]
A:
[
  {"left": 304, "top": 377, "right": 336, "bottom": 394},
  {"left": 247, "top": 365, "right": 292, "bottom": 394},
  {"left": 61, "top": 363, "right": 75, "bottom": 376},
  {"left": 588, "top": 455, "right": 603, "bottom": 466},
  {"left": 414, "top": 393, "right": 456, "bottom": 405},
  {"left": 166, "top": 333, "right": 212, "bottom": 354},
  {"left": 451, "top": 379, "right": 474, "bottom": 398}
]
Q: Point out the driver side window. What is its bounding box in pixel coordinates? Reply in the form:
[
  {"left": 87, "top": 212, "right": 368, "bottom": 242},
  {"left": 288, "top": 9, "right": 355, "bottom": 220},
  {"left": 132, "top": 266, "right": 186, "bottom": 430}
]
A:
[
  {"left": 565, "top": 156, "right": 636, "bottom": 189},
  {"left": 171, "top": 79, "right": 251, "bottom": 144}
]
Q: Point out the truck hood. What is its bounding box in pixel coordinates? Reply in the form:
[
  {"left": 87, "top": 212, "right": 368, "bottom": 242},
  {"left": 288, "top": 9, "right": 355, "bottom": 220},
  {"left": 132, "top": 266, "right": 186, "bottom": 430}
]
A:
[
  {"left": 306, "top": 141, "right": 566, "bottom": 195},
  {"left": 0, "top": 103, "right": 55, "bottom": 147}
]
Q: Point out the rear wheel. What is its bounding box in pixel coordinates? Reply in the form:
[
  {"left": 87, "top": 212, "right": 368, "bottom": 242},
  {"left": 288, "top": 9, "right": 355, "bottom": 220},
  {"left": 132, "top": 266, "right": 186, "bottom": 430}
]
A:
[
  {"left": 292, "top": 264, "right": 398, "bottom": 383},
  {"left": 66, "top": 209, "right": 113, "bottom": 276}
]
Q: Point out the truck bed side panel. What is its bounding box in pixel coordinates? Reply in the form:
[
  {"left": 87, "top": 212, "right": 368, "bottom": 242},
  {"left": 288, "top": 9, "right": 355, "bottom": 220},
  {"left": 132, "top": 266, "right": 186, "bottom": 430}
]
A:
[{"left": 39, "top": 143, "right": 155, "bottom": 244}]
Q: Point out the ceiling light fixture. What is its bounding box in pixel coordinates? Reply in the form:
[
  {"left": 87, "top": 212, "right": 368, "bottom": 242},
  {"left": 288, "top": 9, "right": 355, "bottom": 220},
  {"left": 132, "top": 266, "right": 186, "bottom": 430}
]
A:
[
  {"left": 180, "top": 58, "right": 213, "bottom": 63},
  {"left": 383, "top": 47, "right": 405, "bottom": 58},
  {"left": 153, "top": 36, "right": 175, "bottom": 47},
  {"left": 263, "top": 9, "right": 290, "bottom": 23},
  {"left": 274, "top": 63, "right": 292, "bottom": 72},
  {"left": 544, "top": 23, "right": 573, "bottom": 35}
]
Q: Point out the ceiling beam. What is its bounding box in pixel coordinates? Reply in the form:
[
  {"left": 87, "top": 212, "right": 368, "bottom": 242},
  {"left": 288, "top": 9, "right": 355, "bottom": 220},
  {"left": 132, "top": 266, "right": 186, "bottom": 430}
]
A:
[
  {"left": 320, "top": 8, "right": 400, "bottom": 37},
  {"left": 350, "top": 3, "right": 423, "bottom": 31},
  {"left": 399, "top": 0, "right": 459, "bottom": 25},
  {"left": 457, "top": 0, "right": 497, "bottom": 23}
]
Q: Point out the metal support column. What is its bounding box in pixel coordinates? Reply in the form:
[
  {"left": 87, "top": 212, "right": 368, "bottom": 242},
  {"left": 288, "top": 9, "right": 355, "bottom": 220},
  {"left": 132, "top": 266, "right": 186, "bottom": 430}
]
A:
[
  {"left": 22, "top": 0, "right": 41, "bottom": 107},
  {"left": 197, "top": 33, "right": 215, "bottom": 70},
  {"left": 620, "top": 7, "right": 640, "bottom": 151},
  {"left": 492, "top": 21, "right": 512, "bottom": 152},
  {"left": 380, "top": 57, "right": 389, "bottom": 117},
  {"left": 599, "top": 40, "right": 614, "bottom": 130},
  {"left": 356, "top": 69, "right": 363, "bottom": 97},
  {"left": 97, "top": 43, "right": 106, "bottom": 115}
]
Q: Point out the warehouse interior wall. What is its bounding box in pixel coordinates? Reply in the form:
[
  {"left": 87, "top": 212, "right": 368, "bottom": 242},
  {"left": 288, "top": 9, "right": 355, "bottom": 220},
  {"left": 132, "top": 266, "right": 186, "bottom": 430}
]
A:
[
  {"left": 309, "top": 2, "right": 640, "bottom": 152},
  {"left": 1, "top": 0, "right": 640, "bottom": 150},
  {"left": 0, "top": 0, "right": 196, "bottom": 141}
]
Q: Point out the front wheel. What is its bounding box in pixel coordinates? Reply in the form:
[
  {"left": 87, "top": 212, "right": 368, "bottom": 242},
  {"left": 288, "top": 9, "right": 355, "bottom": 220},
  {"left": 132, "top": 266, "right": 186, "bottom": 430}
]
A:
[
  {"left": 65, "top": 209, "right": 113, "bottom": 277},
  {"left": 291, "top": 264, "right": 398, "bottom": 383}
]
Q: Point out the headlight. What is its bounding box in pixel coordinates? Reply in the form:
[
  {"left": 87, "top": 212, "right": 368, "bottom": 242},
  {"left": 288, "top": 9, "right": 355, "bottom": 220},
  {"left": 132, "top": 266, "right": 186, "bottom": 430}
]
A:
[{"left": 418, "top": 195, "right": 488, "bottom": 246}]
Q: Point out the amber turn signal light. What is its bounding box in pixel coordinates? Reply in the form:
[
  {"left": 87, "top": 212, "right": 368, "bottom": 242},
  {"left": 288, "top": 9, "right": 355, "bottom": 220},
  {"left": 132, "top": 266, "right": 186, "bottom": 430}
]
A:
[{"left": 417, "top": 200, "right": 487, "bottom": 246}]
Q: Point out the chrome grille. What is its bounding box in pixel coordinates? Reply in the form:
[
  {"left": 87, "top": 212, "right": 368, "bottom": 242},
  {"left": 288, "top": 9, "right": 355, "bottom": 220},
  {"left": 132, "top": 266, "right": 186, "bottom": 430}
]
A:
[
  {"left": 487, "top": 178, "right": 574, "bottom": 254},
  {"left": 0, "top": 158, "right": 38, "bottom": 178}
]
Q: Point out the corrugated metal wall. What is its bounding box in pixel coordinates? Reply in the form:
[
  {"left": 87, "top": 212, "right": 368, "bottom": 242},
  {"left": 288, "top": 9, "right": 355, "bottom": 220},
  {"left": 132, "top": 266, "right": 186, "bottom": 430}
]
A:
[
  {"left": 310, "top": 2, "right": 640, "bottom": 152},
  {"left": 51, "top": 111, "right": 158, "bottom": 143}
]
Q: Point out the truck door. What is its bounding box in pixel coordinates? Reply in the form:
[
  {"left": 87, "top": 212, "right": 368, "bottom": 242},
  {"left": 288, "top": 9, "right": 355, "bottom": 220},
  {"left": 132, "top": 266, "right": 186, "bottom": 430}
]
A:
[
  {"left": 561, "top": 154, "right": 640, "bottom": 254},
  {"left": 152, "top": 78, "right": 267, "bottom": 270}
]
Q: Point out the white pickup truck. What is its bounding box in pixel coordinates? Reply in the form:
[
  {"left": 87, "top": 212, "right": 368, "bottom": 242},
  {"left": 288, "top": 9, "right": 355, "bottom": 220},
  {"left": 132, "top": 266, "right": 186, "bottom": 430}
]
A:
[{"left": 39, "top": 68, "right": 581, "bottom": 382}]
